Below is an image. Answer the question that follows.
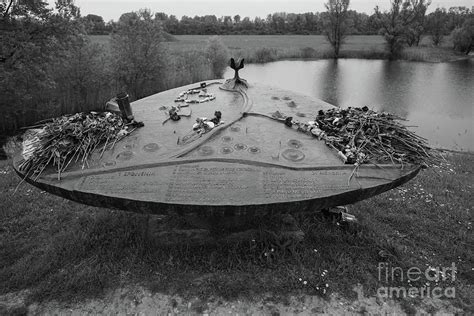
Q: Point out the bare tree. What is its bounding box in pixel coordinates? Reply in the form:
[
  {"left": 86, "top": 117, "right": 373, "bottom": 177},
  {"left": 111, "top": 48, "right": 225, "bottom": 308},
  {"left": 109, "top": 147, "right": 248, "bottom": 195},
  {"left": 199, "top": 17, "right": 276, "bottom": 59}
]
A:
[{"left": 324, "top": 0, "right": 351, "bottom": 58}]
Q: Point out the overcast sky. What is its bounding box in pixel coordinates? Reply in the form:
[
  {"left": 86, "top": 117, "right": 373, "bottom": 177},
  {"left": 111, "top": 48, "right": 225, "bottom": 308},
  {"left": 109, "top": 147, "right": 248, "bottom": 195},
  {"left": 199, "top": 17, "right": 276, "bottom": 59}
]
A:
[{"left": 67, "top": 0, "right": 472, "bottom": 22}]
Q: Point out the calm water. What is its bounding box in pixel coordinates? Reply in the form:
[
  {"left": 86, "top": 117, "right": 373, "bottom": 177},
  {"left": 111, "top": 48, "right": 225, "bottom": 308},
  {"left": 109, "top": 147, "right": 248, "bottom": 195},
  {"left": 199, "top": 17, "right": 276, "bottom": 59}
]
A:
[{"left": 224, "top": 59, "right": 474, "bottom": 151}]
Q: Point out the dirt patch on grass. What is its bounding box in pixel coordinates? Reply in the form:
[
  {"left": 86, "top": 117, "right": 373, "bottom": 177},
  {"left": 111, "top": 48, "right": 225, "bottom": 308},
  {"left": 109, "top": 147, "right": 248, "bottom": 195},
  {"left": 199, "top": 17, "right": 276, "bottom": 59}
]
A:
[{"left": 0, "top": 286, "right": 465, "bottom": 315}]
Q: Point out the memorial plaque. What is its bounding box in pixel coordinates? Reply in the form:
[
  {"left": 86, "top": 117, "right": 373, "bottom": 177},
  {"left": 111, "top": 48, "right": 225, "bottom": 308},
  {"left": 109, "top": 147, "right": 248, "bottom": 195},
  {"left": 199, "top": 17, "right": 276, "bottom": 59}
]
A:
[{"left": 13, "top": 66, "right": 421, "bottom": 216}]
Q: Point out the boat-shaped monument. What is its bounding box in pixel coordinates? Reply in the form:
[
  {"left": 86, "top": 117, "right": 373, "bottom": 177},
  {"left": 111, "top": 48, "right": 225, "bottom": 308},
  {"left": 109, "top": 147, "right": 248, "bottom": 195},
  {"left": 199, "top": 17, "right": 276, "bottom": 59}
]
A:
[{"left": 13, "top": 59, "right": 422, "bottom": 218}]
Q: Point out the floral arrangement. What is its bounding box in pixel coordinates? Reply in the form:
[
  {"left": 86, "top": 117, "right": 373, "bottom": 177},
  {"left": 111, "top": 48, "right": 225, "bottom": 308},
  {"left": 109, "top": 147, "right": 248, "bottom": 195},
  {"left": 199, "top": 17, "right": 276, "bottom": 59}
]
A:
[{"left": 18, "top": 112, "right": 143, "bottom": 180}]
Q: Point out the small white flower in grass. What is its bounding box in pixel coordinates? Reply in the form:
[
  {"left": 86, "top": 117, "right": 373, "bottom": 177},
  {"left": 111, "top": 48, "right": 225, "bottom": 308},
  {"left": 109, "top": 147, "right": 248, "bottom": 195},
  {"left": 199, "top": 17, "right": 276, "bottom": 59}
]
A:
[
  {"left": 326, "top": 283, "right": 329, "bottom": 287},
  {"left": 299, "top": 278, "right": 302, "bottom": 281},
  {"left": 303, "top": 281, "right": 307, "bottom": 285}
]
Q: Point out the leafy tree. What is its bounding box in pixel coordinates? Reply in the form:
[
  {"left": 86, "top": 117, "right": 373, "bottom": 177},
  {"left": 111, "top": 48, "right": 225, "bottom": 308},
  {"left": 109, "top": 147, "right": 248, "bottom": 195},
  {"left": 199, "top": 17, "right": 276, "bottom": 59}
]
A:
[
  {"left": 452, "top": 17, "right": 473, "bottom": 54},
  {"left": 222, "top": 16, "right": 232, "bottom": 33},
  {"left": 374, "top": 0, "right": 430, "bottom": 58},
  {"left": 202, "top": 15, "right": 218, "bottom": 34},
  {"left": 346, "top": 10, "right": 370, "bottom": 34},
  {"left": 83, "top": 14, "right": 107, "bottom": 34},
  {"left": 323, "top": 0, "right": 351, "bottom": 58},
  {"left": 111, "top": 10, "right": 166, "bottom": 100},
  {"left": 426, "top": 8, "right": 448, "bottom": 46},
  {"left": 0, "top": 0, "right": 89, "bottom": 131},
  {"left": 269, "top": 13, "right": 288, "bottom": 34},
  {"left": 405, "top": 1, "right": 430, "bottom": 46},
  {"left": 155, "top": 12, "right": 168, "bottom": 21},
  {"left": 447, "top": 6, "right": 471, "bottom": 30},
  {"left": 205, "top": 36, "right": 230, "bottom": 78},
  {"left": 1, "top": 0, "right": 50, "bottom": 20},
  {"left": 56, "top": 0, "right": 81, "bottom": 20},
  {"left": 241, "top": 17, "right": 253, "bottom": 32},
  {"left": 233, "top": 15, "right": 241, "bottom": 24},
  {"left": 254, "top": 17, "right": 266, "bottom": 34}
]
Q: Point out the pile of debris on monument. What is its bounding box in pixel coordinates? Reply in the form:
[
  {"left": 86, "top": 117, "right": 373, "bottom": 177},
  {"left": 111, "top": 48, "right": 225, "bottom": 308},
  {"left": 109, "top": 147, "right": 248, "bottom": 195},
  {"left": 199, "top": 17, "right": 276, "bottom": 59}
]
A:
[
  {"left": 294, "top": 107, "right": 440, "bottom": 166},
  {"left": 18, "top": 112, "right": 143, "bottom": 180}
]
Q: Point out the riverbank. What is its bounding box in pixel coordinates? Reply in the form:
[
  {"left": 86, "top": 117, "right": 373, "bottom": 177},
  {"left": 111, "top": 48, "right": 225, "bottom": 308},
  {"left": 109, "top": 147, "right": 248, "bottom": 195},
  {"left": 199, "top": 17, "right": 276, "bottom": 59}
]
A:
[
  {"left": 190, "top": 35, "right": 471, "bottom": 63},
  {"left": 91, "top": 34, "right": 471, "bottom": 64},
  {"left": 0, "top": 151, "right": 472, "bottom": 314}
]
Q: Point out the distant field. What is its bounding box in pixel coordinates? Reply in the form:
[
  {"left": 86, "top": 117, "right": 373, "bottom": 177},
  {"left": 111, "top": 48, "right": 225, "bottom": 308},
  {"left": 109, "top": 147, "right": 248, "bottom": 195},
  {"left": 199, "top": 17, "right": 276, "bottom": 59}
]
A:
[
  {"left": 90, "top": 34, "right": 460, "bottom": 63},
  {"left": 169, "top": 34, "right": 385, "bottom": 50},
  {"left": 91, "top": 34, "right": 387, "bottom": 52}
]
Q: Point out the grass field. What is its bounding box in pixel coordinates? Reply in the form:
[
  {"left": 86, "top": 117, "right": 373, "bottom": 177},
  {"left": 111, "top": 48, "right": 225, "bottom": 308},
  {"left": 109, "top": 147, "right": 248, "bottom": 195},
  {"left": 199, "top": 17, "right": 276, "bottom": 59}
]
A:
[
  {"left": 0, "top": 152, "right": 472, "bottom": 313},
  {"left": 91, "top": 34, "right": 465, "bottom": 63}
]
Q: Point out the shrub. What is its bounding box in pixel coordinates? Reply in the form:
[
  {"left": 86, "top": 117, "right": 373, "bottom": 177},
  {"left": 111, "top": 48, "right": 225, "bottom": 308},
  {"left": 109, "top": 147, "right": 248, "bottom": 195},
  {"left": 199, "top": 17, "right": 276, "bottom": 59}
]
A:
[
  {"left": 53, "top": 38, "right": 112, "bottom": 114},
  {"left": 205, "top": 36, "right": 230, "bottom": 78},
  {"left": 253, "top": 47, "right": 277, "bottom": 63},
  {"left": 451, "top": 18, "right": 473, "bottom": 55},
  {"left": 166, "top": 50, "right": 212, "bottom": 87},
  {"left": 300, "top": 47, "right": 317, "bottom": 58}
]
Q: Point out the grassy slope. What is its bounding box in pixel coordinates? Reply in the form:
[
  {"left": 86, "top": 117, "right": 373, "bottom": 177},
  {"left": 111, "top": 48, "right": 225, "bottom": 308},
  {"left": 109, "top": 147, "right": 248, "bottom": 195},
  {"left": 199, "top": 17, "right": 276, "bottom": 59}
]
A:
[
  {"left": 0, "top": 153, "right": 472, "bottom": 312},
  {"left": 91, "top": 34, "right": 467, "bottom": 63}
]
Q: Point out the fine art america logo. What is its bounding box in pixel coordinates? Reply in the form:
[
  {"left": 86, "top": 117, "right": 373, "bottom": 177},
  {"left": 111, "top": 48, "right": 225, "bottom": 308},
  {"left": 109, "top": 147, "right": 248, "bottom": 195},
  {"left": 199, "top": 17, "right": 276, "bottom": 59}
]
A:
[{"left": 376, "top": 262, "right": 457, "bottom": 299}]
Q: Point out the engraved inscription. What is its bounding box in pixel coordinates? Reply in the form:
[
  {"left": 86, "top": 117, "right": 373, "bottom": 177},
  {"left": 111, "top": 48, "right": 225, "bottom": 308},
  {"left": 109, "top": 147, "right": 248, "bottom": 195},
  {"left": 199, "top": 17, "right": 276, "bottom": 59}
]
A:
[
  {"left": 262, "top": 169, "right": 351, "bottom": 200},
  {"left": 78, "top": 163, "right": 355, "bottom": 204},
  {"left": 164, "top": 165, "right": 258, "bottom": 203}
]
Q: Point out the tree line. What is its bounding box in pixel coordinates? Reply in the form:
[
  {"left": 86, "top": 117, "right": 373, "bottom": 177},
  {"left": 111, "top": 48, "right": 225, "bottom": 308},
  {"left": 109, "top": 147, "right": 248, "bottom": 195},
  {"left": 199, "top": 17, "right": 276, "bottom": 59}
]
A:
[
  {"left": 82, "top": 5, "right": 472, "bottom": 39},
  {"left": 321, "top": 0, "right": 472, "bottom": 58}
]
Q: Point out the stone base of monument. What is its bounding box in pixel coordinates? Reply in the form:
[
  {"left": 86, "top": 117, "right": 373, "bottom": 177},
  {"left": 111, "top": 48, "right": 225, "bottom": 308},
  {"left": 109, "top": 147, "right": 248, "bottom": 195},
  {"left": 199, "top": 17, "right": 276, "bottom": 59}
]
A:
[{"left": 145, "top": 212, "right": 306, "bottom": 247}]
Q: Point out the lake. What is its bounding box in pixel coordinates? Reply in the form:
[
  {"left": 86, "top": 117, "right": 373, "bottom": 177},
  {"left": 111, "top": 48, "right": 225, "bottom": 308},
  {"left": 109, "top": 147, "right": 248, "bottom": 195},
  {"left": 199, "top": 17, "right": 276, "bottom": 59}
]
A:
[{"left": 224, "top": 59, "right": 473, "bottom": 151}]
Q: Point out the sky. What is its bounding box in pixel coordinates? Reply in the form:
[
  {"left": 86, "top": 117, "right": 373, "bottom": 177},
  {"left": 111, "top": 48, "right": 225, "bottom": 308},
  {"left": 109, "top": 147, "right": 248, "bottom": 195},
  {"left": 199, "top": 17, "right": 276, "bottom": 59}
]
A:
[{"left": 57, "top": 0, "right": 473, "bottom": 22}]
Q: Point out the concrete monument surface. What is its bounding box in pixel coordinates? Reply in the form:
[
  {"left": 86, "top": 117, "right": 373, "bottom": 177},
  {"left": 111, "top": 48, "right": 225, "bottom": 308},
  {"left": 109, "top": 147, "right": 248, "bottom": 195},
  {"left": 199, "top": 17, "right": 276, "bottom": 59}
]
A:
[{"left": 13, "top": 60, "right": 420, "bottom": 217}]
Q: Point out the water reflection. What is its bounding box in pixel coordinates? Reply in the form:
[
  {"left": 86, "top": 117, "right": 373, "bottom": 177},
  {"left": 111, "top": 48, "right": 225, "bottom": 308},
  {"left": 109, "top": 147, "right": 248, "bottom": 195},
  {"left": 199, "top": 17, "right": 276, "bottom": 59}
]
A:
[
  {"left": 225, "top": 59, "right": 473, "bottom": 150},
  {"left": 313, "top": 59, "right": 340, "bottom": 105}
]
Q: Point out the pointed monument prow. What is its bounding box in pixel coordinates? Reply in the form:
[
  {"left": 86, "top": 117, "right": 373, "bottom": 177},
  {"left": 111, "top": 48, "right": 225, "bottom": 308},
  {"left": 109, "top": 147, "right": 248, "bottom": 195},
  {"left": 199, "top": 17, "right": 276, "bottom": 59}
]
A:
[
  {"left": 230, "top": 58, "right": 245, "bottom": 76},
  {"left": 221, "top": 58, "right": 248, "bottom": 90}
]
